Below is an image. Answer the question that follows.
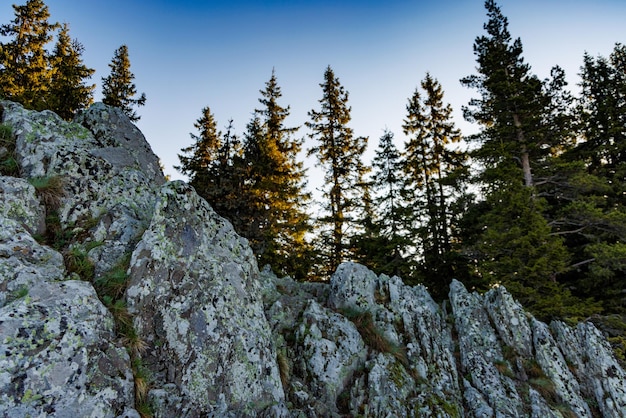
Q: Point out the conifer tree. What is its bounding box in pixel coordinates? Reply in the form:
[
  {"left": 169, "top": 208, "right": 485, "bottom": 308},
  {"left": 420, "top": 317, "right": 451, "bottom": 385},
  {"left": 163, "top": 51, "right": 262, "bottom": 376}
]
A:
[
  {"left": 177, "top": 108, "right": 244, "bottom": 224},
  {"left": 353, "top": 130, "right": 412, "bottom": 279},
  {"left": 460, "top": 0, "right": 597, "bottom": 318},
  {"left": 307, "top": 66, "right": 369, "bottom": 276},
  {"left": 548, "top": 44, "right": 626, "bottom": 312},
  {"left": 48, "top": 23, "right": 95, "bottom": 120},
  {"left": 0, "top": 0, "right": 59, "bottom": 110},
  {"left": 403, "top": 74, "right": 467, "bottom": 296},
  {"left": 242, "top": 70, "right": 312, "bottom": 279},
  {"left": 460, "top": 0, "right": 550, "bottom": 188},
  {"left": 101, "top": 45, "right": 145, "bottom": 122}
]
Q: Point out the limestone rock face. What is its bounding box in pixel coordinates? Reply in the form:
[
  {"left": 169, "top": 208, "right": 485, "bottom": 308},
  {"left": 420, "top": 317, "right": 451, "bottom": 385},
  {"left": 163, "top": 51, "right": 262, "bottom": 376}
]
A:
[{"left": 1, "top": 102, "right": 625, "bottom": 417}]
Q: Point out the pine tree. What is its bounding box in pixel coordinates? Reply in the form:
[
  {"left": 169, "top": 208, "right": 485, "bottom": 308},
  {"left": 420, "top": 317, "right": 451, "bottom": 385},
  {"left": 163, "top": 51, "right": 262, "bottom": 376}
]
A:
[
  {"left": 0, "top": 0, "right": 59, "bottom": 110},
  {"left": 48, "top": 23, "right": 95, "bottom": 120},
  {"left": 242, "top": 70, "right": 312, "bottom": 279},
  {"left": 402, "top": 74, "right": 467, "bottom": 296},
  {"left": 307, "top": 66, "right": 369, "bottom": 276},
  {"left": 101, "top": 45, "right": 145, "bottom": 122},
  {"left": 548, "top": 44, "right": 626, "bottom": 313}
]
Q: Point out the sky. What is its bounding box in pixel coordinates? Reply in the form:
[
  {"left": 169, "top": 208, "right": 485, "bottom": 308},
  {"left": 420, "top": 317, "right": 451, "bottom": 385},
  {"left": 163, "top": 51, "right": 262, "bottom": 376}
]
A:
[{"left": 1, "top": 0, "right": 625, "bottom": 192}]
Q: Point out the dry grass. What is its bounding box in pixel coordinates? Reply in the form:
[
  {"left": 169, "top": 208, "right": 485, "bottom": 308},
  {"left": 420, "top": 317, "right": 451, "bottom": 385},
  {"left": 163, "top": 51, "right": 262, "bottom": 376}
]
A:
[{"left": 29, "top": 175, "right": 65, "bottom": 210}]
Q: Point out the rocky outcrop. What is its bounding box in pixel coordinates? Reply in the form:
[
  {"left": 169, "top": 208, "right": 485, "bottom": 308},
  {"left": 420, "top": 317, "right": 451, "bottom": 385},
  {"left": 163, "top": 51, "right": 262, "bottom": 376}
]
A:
[{"left": 1, "top": 101, "right": 625, "bottom": 417}]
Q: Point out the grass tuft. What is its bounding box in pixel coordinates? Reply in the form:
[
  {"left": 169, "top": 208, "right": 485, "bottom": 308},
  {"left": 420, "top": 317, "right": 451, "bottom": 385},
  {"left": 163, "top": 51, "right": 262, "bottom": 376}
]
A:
[
  {"left": 340, "top": 306, "right": 409, "bottom": 368},
  {"left": 29, "top": 175, "right": 65, "bottom": 210},
  {"left": 277, "top": 349, "right": 290, "bottom": 389}
]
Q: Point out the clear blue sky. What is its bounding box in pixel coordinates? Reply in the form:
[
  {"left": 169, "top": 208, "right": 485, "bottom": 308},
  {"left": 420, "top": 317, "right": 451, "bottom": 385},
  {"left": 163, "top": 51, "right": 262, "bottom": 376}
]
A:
[{"left": 2, "top": 0, "right": 625, "bottom": 187}]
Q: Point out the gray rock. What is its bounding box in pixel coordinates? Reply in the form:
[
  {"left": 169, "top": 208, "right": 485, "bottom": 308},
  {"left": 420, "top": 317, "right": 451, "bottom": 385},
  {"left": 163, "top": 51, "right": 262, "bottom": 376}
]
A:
[
  {"left": 126, "top": 181, "right": 285, "bottom": 417},
  {"left": 449, "top": 280, "right": 523, "bottom": 417},
  {"left": 0, "top": 176, "right": 46, "bottom": 235},
  {"left": 0, "top": 280, "right": 135, "bottom": 417},
  {"left": 531, "top": 318, "right": 590, "bottom": 417},
  {"left": 552, "top": 320, "right": 626, "bottom": 417},
  {"left": 0, "top": 216, "right": 64, "bottom": 308}
]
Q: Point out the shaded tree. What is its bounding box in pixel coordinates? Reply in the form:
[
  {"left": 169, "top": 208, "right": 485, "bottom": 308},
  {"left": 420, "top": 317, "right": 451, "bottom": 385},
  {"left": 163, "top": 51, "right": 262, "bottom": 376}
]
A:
[
  {"left": 459, "top": 0, "right": 597, "bottom": 319},
  {"left": 307, "top": 66, "right": 369, "bottom": 276},
  {"left": 101, "top": 45, "right": 145, "bottom": 122},
  {"left": 353, "top": 129, "right": 412, "bottom": 279},
  {"left": 403, "top": 74, "right": 468, "bottom": 296},
  {"left": 177, "top": 107, "right": 245, "bottom": 226},
  {"left": 48, "top": 23, "right": 95, "bottom": 120},
  {"left": 0, "top": 0, "right": 59, "bottom": 110}
]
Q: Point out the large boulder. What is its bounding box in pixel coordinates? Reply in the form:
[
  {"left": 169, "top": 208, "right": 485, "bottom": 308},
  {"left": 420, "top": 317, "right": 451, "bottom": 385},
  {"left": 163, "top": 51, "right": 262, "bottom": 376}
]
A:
[{"left": 126, "top": 181, "right": 286, "bottom": 417}]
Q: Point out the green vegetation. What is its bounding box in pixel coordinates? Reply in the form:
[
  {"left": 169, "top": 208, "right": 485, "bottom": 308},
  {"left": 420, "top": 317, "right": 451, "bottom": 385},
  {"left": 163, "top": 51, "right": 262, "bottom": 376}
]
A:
[
  {"left": 340, "top": 306, "right": 408, "bottom": 368},
  {"left": 306, "top": 66, "right": 369, "bottom": 276},
  {"left": 0, "top": 123, "right": 18, "bottom": 176}
]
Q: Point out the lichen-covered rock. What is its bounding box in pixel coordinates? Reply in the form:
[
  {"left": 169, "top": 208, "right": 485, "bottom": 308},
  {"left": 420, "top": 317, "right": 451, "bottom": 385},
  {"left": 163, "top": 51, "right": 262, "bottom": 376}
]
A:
[
  {"left": 1, "top": 101, "right": 160, "bottom": 266},
  {"left": 74, "top": 102, "right": 165, "bottom": 185},
  {"left": 531, "top": 318, "right": 590, "bottom": 417},
  {"left": 449, "top": 280, "right": 524, "bottom": 417},
  {"left": 0, "top": 176, "right": 45, "bottom": 235},
  {"left": 483, "top": 284, "right": 533, "bottom": 358},
  {"left": 0, "top": 280, "right": 136, "bottom": 417},
  {"left": 294, "top": 299, "right": 367, "bottom": 415},
  {"left": 552, "top": 320, "right": 626, "bottom": 417},
  {"left": 0, "top": 216, "right": 64, "bottom": 308},
  {"left": 126, "top": 181, "right": 286, "bottom": 417}
]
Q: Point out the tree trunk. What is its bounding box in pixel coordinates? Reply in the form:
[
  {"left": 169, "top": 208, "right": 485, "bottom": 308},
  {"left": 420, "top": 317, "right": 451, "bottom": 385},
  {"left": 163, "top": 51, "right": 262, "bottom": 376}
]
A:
[{"left": 513, "top": 113, "right": 533, "bottom": 187}]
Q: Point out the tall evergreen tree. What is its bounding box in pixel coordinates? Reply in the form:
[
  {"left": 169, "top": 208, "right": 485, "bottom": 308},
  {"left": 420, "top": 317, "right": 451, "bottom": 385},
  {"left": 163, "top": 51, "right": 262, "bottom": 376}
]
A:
[
  {"left": 101, "top": 45, "right": 145, "bottom": 122},
  {"left": 307, "top": 66, "right": 369, "bottom": 276},
  {"left": 48, "top": 23, "right": 95, "bottom": 120},
  {"left": 549, "top": 44, "right": 626, "bottom": 312},
  {"left": 177, "top": 107, "right": 245, "bottom": 224},
  {"left": 460, "top": 0, "right": 600, "bottom": 319},
  {"left": 353, "top": 130, "right": 412, "bottom": 279},
  {"left": 0, "top": 0, "right": 59, "bottom": 110},
  {"left": 403, "top": 74, "right": 467, "bottom": 296},
  {"left": 460, "top": 0, "right": 550, "bottom": 188},
  {"left": 242, "top": 70, "right": 312, "bottom": 279}
]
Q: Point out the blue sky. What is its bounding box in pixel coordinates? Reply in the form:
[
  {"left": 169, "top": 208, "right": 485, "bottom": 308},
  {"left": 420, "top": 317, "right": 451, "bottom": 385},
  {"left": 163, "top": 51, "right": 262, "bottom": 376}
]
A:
[{"left": 2, "top": 0, "right": 625, "bottom": 187}]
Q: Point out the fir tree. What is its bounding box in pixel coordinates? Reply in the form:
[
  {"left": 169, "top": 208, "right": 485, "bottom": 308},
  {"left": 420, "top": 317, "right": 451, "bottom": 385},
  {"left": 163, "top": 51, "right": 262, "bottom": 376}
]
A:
[
  {"left": 242, "top": 70, "right": 312, "bottom": 279},
  {"left": 547, "top": 44, "right": 626, "bottom": 313},
  {"left": 0, "top": 0, "right": 59, "bottom": 110},
  {"left": 307, "top": 66, "right": 369, "bottom": 276},
  {"left": 460, "top": 0, "right": 550, "bottom": 188},
  {"left": 48, "top": 23, "right": 95, "bottom": 120},
  {"left": 460, "top": 0, "right": 599, "bottom": 319},
  {"left": 177, "top": 108, "right": 245, "bottom": 227},
  {"left": 402, "top": 74, "right": 467, "bottom": 296},
  {"left": 353, "top": 130, "right": 412, "bottom": 279},
  {"left": 101, "top": 45, "right": 146, "bottom": 122}
]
